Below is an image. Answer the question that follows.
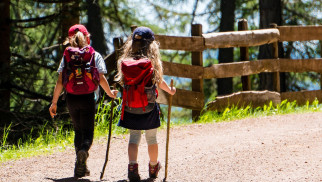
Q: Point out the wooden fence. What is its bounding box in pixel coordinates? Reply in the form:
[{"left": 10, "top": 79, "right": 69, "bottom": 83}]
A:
[{"left": 105, "top": 23, "right": 322, "bottom": 119}]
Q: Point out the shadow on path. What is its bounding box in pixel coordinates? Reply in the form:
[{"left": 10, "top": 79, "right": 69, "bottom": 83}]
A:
[
  {"left": 45, "top": 177, "right": 95, "bottom": 182},
  {"left": 46, "top": 177, "right": 158, "bottom": 182},
  {"left": 115, "top": 178, "right": 158, "bottom": 182}
]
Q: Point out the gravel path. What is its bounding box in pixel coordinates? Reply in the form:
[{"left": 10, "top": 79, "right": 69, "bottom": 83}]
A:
[{"left": 1, "top": 112, "right": 322, "bottom": 182}]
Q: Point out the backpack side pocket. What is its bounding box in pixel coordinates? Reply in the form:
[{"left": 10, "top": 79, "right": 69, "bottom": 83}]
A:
[{"left": 145, "top": 85, "right": 157, "bottom": 103}]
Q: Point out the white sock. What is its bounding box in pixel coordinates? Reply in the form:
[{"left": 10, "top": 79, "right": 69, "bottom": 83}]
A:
[
  {"left": 149, "top": 161, "right": 158, "bottom": 166},
  {"left": 129, "top": 161, "right": 137, "bottom": 164}
]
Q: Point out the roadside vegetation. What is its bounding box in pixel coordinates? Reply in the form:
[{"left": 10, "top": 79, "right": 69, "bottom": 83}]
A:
[{"left": 1, "top": 99, "right": 321, "bottom": 163}]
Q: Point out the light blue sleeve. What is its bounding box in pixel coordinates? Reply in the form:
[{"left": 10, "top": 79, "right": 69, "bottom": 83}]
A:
[
  {"left": 95, "top": 52, "right": 107, "bottom": 74},
  {"left": 57, "top": 57, "right": 64, "bottom": 73},
  {"left": 57, "top": 52, "right": 107, "bottom": 74}
]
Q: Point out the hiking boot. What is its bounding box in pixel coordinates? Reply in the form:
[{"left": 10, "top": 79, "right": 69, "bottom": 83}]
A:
[
  {"left": 128, "top": 163, "right": 140, "bottom": 182},
  {"left": 149, "top": 161, "right": 161, "bottom": 178},
  {"left": 74, "top": 150, "right": 90, "bottom": 178}
]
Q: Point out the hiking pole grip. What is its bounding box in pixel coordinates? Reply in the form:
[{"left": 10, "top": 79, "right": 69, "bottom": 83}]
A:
[
  {"left": 100, "top": 83, "right": 117, "bottom": 180},
  {"left": 164, "top": 79, "right": 174, "bottom": 181}
]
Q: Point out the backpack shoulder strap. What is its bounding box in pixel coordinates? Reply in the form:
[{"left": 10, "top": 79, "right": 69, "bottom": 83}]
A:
[
  {"left": 86, "top": 45, "right": 95, "bottom": 55},
  {"left": 86, "top": 46, "right": 96, "bottom": 66},
  {"left": 63, "top": 46, "right": 72, "bottom": 62}
]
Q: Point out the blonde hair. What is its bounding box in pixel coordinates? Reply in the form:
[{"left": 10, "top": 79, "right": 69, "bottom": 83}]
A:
[
  {"left": 63, "top": 31, "right": 89, "bottom": 48},
  {"left": 115, "top": 37, "right": 163, "bottom": 85}
]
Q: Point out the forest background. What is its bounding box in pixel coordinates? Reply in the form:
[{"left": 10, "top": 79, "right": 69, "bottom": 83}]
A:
[{"left": 0, "top": 0, "right": 321, "bottom": 145}]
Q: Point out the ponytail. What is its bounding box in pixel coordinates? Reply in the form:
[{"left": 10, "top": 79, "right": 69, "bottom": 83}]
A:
[{"left": 65, "top": 31, "right": 89, "bottom": 48}]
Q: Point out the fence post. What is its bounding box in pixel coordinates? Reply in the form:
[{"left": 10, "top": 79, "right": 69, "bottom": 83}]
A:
[
  {"left": 113, "top": 37, "right": 123, "bottom": 60},
  {"left": 270, "top": 23, "right": 280, "bottom": 92},
  {"left": 191, "top": 24, "right": 203, "bottom": 121},
  {"left": 131, "top": 25, "right": 138, "bottom": 32},
  {"left": 113, "top": 25, "right": 135, "bottom": 60},
  {"left": 238, "top": 19, "right": 251, "bottom": 91}
]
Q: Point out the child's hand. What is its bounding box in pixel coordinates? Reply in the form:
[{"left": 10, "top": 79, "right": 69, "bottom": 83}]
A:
[
  {"left": 169, "top": 86, "right": 176, "bottom": 95},
  {"left": 110, "top": 90, "right": 118, "bottom": 99},
  {"left": 49, "top": 103, "right": 57, "bottom": 118}
]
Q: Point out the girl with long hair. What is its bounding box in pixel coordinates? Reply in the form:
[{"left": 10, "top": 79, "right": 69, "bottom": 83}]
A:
[{"left": 116, "top": 26, "right": 176, "bottom": 181}]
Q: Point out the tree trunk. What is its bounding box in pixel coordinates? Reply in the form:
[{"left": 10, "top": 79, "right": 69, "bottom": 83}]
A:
[
  {"left": 217, "top": 0, "right": 236, "bottom": 96},
  {"left": 60, "top": 1, "right": 80, "bottom": 51},
  {"left": 86, "top": 0, "right": 109, "bottom": 57},
  {"left": 258, "top": 0, "right": 282, "bottom": 91},
  {"left": 52, "top": 1, "right": 80, "bottom": 112},
  {"left": 0, "top": 0, "right": 11, "bottom": 121}
]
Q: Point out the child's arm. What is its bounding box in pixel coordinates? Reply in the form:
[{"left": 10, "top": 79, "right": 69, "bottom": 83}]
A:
[
  {"left": 49, "top": 73, "right": 63, "bottom": 118},
  {"left": 158, "top": 79, "right": 176, "bottom": 95},
  {"left": 99, "top": 73, "right": 118, "bottom": 98}
]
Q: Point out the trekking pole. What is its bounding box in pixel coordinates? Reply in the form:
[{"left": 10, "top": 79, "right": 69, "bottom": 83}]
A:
[
  {"left": 52, "top": 116, "right": 59, "bottom": 136},
  {"left": 100, "top": 84, "right": 117, "bottom": 180},
  {"left": 164, "top": 79, "right": 174, "bottom": 181}
]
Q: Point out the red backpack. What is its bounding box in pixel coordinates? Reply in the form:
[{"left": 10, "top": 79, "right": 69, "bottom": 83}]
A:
[
  {"left": 62, "top": 46, "right": 100, "bottom": 95},
  {"left": 121, "top": 58, "right": 158, "bottom": 118}
]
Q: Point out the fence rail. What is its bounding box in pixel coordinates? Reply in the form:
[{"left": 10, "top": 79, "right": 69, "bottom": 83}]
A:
[
  {"left": 163, "top": 58, "right": 322, "bottom": 79},
  {"left": 155, "top": 26, "right": 322, "bottom": 51},
  {"left": 278, "top": 26, "right": 322, "bottom": 41},
  {"left": 156, "top": 89, "right": 204, "bottom": 110},
  {"left": 203, "top": 28, "right": 280, "bottom": 48},
  {"left": 207, "top": 90, "right": 322, "bottom": 112}
]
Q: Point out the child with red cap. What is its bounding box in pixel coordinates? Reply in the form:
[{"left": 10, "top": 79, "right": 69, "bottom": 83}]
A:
[
  {"left": 115, "top": 26, "right": 176, "bottom": 181},
  {"left": 49, "top": 24, "right": 118, "bottom": 179}
]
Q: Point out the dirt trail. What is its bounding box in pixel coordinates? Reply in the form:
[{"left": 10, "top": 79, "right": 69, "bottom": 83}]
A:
[{"left": 1, "top": 112, "right": 322, "bottom": 182}]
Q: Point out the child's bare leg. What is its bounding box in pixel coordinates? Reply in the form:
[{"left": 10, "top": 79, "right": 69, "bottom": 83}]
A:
[
  {"left": 146, "top": 128, "right": 158, "bottom": 164},
  {"left": 128, "top": 130, "right": 141, "bottom": 181},
  {"left": 128, "top": 129, "right": 141, "bottom": 163},
  {"left": 128, "top": 143, "right": 139, "bottom": 162},
  {"left": 148, "top": 144, "right": 158, "bottom": 163}
]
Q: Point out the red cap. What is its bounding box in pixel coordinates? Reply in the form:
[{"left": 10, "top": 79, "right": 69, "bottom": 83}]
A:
[{"left": 68, "top": 24, "right": 89, "bottom": 37}]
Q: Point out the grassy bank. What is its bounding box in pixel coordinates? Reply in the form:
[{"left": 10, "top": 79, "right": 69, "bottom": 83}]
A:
[{"left": 1, "top": 99, "right": 322, "bottom": 163}]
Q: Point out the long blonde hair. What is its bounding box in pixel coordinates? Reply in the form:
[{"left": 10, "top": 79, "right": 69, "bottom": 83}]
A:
[
  {"left": 63, "top": 31, "right": 89, "bottom": 48},
  {"left": 115, "top": 37, "right": 163, "bottom": 85}
]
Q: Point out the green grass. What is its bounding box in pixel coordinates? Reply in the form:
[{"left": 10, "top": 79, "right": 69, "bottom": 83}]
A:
[
  {"left": 1, "top": 99, "right": 322, "bottom": 163},
  {"left": 0, "top": 97, "right": 126, "bottom": 163},
  {"left": 197, "top": 99, "right": 321, "bottom": 124},
  {"left": 0, "top": 122, "right": 75, "bottom": 162}
]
